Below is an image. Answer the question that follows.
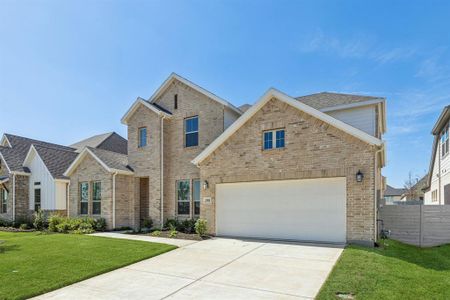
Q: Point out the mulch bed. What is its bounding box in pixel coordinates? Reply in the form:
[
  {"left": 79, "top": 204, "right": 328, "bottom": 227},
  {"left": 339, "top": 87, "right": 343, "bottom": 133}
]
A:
[
  {"left": 0, "top": 227, "right": 35, "bottom": 232},
  {"left": 137, "top": 231, "right": 210, "bottom": 241}
]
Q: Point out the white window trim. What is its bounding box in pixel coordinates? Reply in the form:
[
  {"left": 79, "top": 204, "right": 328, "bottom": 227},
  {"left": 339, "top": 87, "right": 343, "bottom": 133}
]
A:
[
  {"left": 193, "top": 179, "right": 200, "bottom": 217},
  {"left": 263, "top": 129, "right": 285, "bottom": 150},
  {"left": 185, "top": 116, "right": 199, "bottom": 147}
]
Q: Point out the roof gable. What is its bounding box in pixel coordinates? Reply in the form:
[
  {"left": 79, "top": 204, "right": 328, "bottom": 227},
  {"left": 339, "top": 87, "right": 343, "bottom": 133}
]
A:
[
  {"left": 64, "top": 147, "right": 133, "bottom": 177},
  {"left": 121, "top": 97, "right": 172, "bottom": 125},
  {"left": 192, "top": 88, "right": 383, "bottom": 165},
  {"left": 149, "top": 73, "right": 242, "bottom": 115},
  {"left": 70, "top": 132, "right": 128, "bottom": 155}
]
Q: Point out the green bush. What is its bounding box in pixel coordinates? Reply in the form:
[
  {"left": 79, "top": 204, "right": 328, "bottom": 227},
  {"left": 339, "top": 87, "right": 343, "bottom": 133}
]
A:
[
  {"left": 165, "top": 218, "right": 179, "bottom": 230},
  {"left": 74, "top": 222, "right": 94, "bottom": 234},
  {"left": 142, "top": 218, "right": 153, "bottom": 229},
  {"left": 195, "top": 219, "right": 208, "bottom": 237},
  {"left": 48, "top": 214, "right": 65, "bottom": 232},
  {"left": 151, "top": 230, "right": 161, "bottom": 237},
  {"left": 33, "top": 210, "right": 46, "bottom": 230},
  {"left": 19, "top": 223, "right": 29, "bottom": 230},
  {"left": 56, "top": 222, "right": 71, "bottom": 233},
  {"left": 14, "top": 216, "right": 33, "bottom": 229},
  {"left": 94, "top": 218, "right": 107, "bottom": 231},
  {"left": 169, "top": 230, "right": 178, "bottom": 238},
  {"left": 180, "top": 219, "right": 196, "bottom": 234},
  {"left": 0, "top": 218, "right": 13, "bottom": 227}
]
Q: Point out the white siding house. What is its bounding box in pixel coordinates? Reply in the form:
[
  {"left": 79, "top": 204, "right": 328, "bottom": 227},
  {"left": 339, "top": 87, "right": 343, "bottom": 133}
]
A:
[
  {"left": 424, "top": 106, "right": 450, "bottom": 205},
  {"left": 23, "top": 145, "right": 75, "bottom": 213}
]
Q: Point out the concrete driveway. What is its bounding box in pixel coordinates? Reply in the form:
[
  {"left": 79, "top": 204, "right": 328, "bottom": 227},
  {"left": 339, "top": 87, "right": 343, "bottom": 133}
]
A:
[{"left": 35, "top": 237, "right": 343, "bottom": 299}]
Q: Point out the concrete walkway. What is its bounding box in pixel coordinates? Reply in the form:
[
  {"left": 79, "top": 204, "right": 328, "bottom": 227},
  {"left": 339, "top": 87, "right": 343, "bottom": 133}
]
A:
[{"left": 34, "top": 235, "right": 343, "bottom": 300}]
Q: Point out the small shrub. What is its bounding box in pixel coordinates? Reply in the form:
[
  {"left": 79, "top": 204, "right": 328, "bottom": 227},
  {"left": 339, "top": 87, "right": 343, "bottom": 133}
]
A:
[
  {"left": 0, "top": 218, "right": 13, "bottom": 227},
  {"left": 94, "top": 218, "right": 107, "bottom": 231},
  {"left": 169, "top": 230, "right": 178, "bottom": 238},
  {"left": 195, "top": 219, "right": 208, "bottom": 237},
  {"left": 165, "top": 218, "right": 179, "bottom": 230},
  {"left": 14, "top": 216, "right": 33, "bottom": 229},
  {"left": 180, "top": 219, "right": 196, "bottom": 234},
  {"left": 48, "top": 214, "right": 65, "bottom": 232},
  {"left": 168, "top": 223, "right": 177, "bottom": 232},
  {"left": 142, "top": 218, "right": 153, "bottom": 229},
  {"left": 33, "top": 210, "right": 46, "bottom": 230},
  {"left": 151, "top": 230, "right": 161, "bottom": 237},
  {"left": 56, "top": 222, "right": 71, "bottom": 233},
  {"left": 74, "top": 222, "right": 94, "bottom": 234},
  {"left": 19, "top": 223, "right": 29, "bottom": 230}
]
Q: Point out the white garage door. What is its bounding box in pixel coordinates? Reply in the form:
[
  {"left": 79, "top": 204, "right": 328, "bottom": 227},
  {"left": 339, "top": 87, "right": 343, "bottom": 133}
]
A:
[{"left": 216, "top": 177, "right": 346, "bottom": 243}]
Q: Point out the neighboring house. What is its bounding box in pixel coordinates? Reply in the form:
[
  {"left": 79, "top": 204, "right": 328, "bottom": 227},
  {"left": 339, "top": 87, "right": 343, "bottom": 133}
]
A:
[
  {"left": 70, "top": 132, "right": 128, "bottom": 154},
  {"left": 68, "top": 73, "right": 386, "bottom": 246},
  {"left": 0, "top": 132, "right": 127, "bottom": 223},
  {"left": 384, "top": 185, "right": 406, "bottom": 205},
  {"left": 0, "top": 134, "right": 75, "bottom": 222},
  {"left": 401, "top": 174, "right": 427, "bottom": 202},
  {"left": 424, "top": 106, "right": 450, "bottom": 205}
]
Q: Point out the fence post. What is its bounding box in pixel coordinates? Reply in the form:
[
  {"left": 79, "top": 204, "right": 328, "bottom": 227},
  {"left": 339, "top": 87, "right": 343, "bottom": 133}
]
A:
[{"left": 419, "top": 205, "right": 424, "bottom": 247}]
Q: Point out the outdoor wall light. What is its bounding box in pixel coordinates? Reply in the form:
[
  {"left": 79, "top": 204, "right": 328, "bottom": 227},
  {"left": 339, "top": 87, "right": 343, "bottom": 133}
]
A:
[
  {"left": 356, "top": 170, "right": 364, "bottom": 183},
  {"left": 203, "top": 180, "right": 209, "bottom": 190}
]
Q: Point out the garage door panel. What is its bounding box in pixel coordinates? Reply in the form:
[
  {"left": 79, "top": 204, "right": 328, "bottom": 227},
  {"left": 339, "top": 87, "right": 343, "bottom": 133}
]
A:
[{"left": 216, "top": 177, "right": 346, "bottom": 243}]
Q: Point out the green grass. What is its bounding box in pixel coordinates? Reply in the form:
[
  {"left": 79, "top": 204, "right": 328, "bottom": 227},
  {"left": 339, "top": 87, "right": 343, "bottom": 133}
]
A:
[
  {"left": 317, "top": 239, "right": 450, "bottom": 299},
  {"left": 0, "top": 231, "right": 176, "bottom": 300}
]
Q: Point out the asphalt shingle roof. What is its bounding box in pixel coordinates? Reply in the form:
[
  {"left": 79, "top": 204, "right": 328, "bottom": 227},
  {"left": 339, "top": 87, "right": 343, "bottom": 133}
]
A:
[
  {"left": 385, "top": 185, "right": 406, "bottom": 197},
  {"left": 33, "top": 144, "right": 78, "bottom": 179},
  {"left": 0, "top": 134, "right": 75, "bottom": 173},
  {"left": 87, "top": 147, "right": 132, "bottom": 173},
  {"left": 70, "top": 132, "right": 128, "bottom": 155},
  {"left": 296, "top": 92, "right": 381, "bottom": 110}
]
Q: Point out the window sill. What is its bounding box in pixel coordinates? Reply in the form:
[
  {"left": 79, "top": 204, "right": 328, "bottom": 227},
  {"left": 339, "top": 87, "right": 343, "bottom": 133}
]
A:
[
  {"left": 184, "top": 145, "right": 200, "bottom": 150},
  {"left": 262, "top": 147, "right": 285, "bottom": 153}
]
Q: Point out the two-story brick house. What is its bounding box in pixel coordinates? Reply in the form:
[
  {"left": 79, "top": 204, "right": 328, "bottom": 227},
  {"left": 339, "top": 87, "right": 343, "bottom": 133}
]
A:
[{"left": 65, "top": 73, "right": 386, "bottom": 245}]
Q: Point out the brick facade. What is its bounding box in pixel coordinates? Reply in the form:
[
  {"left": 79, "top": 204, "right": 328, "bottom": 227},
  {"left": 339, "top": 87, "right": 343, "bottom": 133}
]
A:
[
  {"left": 127, "top": 79, "right": 233, "bottom": 224},
  {"left": 198, "top": 98, "right": 379, "bottom": 244},
  {"left": 68, "top": 154, "right": 136, "bottom": 230}
]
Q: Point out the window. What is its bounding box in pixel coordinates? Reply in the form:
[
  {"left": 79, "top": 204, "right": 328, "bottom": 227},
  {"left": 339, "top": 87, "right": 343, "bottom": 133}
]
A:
[
  {"left": 92, "top": 181, "right": 101, "bottom": 215},
  {"left": 80, "top": 182, "right": 89, "bottom": 215},
  {"left": 138, "top": 127, "right": 147, "bottom": 148},
  {"left": 0, "top": 188, "right": 7, "bottom": 213},
  {"left": 442, "top": 126, "right": 449, "bottom": 157},
  {"left": 174, "top": 94, "right": 178, "bottom": 109},
  {"left": 193, "top": 179, "right": 200, "bottom": 216},
  {"left": 432, "top": 190, "right": 438, "bottom": 203},
  {"left": 185, "top": 116, "right": 199, "bottom": 147},
  {"left": 263, "top": 129, "right": 285, "bottom": 150},
  {"left": 34, "top": 182, "right": 41, "bottom": 186},
  {"left": 34, "top": 188, "right": 41, "bottom": 211},
  {"left": 177, "top": 180, "right": 190, "bottom": 215}
]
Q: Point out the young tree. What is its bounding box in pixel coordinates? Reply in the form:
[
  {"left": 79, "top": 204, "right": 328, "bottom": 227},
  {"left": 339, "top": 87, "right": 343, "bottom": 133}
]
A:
[{"left": 403, "top": 171, "right": 420, "bottom": 200}]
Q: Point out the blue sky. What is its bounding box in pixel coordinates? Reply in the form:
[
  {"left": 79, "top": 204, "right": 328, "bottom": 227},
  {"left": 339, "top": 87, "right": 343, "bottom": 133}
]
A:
[{"left": 1, "top": 0, "right": 450, "bottom": 187}]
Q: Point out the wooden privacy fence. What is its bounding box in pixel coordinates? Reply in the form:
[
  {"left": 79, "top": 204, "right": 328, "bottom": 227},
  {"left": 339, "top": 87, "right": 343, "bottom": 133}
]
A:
[{"left": 378, "top": 205, "right": 450, "bottom": 247}]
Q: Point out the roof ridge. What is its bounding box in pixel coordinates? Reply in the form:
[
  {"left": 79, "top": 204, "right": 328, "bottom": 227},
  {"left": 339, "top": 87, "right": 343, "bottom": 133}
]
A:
[
  {"left": 87, "top": 146, "right": 128, "bottom": 157},
  {"left": 5, "top": 133, "right": 74, "bottom": 150},
  {"left": 33, "top": 143, "right": 76, "bottom": 153}
]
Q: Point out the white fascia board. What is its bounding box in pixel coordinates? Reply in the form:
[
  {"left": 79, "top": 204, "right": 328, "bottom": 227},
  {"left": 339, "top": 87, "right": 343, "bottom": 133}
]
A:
[
  {"left": 0, "top": 135, "right": 11, "bottom": 148},
  {"left": 0, "top": 152, "right": 11, "bottom": 173},
  {"left": 55, "top": 179, "right": 70, "bottom": 183},
  {"left": 23, "top": 144, "right": 36, "bottom": 167},
  {"left": 192, "top": 88, "right": 383, "bottom": 166},
  {"left": 121, "top": 98, "right": 172, "bottom": 125},
  {"left": 319, "top": 98, "right": 385, "bottom": 113},
  {"left": 110, "top": 168, "right": 134, "bottom": 176},
  {"left": 149, "top": 73, "right": 242, "bottom": 115}
]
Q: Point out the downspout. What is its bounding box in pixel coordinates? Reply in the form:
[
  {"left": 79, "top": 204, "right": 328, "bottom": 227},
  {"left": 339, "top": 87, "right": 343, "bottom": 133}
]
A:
[
  {"left": 67, "top": 182, "right": 70, "bottom": 218},
  {"left": 12, "top": 173, "right": 16, "bottom": 223},
  {"left": 160, "top": 115, "right": 165, "bottom": 229},
  {"left": 112, "top": 172, "right": 118, "bottom": 229},
  {"left": 374, "top": 144, "right": 384, "bottom": 242}
]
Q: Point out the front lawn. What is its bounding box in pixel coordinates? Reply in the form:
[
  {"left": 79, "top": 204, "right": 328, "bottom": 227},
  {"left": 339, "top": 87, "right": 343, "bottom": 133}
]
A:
[
  {"left": 317, "top": 239, "right": 450, "bottom": 299},
  {"left": 0, "top": 232, "right": 176, "bottom": 300}
]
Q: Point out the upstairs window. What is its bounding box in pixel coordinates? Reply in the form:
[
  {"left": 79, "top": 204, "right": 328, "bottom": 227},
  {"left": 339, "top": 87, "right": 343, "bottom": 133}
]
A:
[
  {"left": 442, "top": 126, "right": 449, "bottom": 157},
  {"left": 174, "top": 94, "right": 178, "bottom": 109},
  {"left": 92, "top": 181, "right": 101, "bottom": 215},
  {"left": 263, "top": 129, "right": 285, "bottom": 150},
  {"left": 185, "top": 116, "right": 199, "bottom": 147},
  {"left": 138, "top": 127, "right": 147, "bottom": 148}
]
